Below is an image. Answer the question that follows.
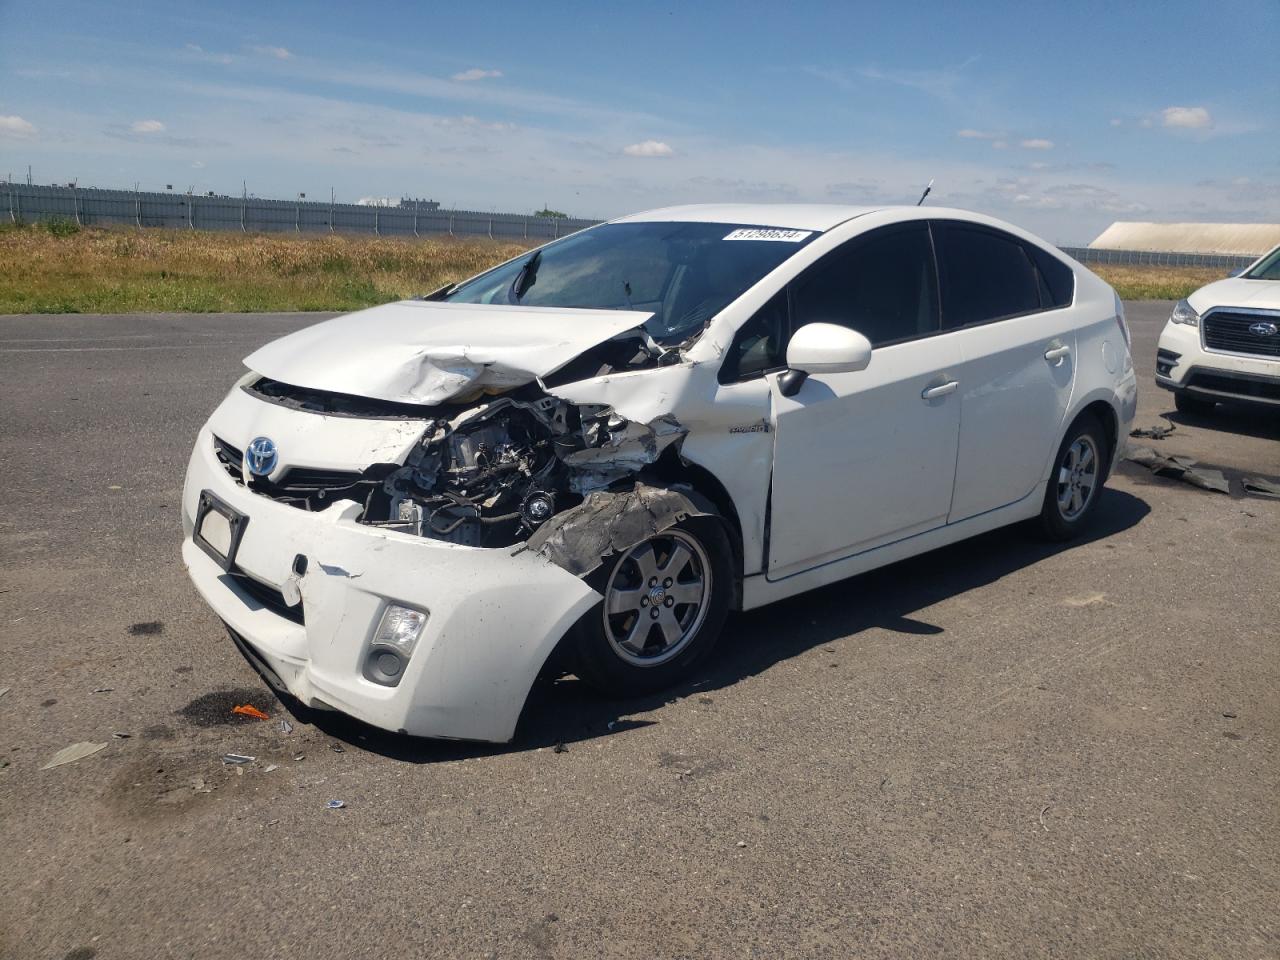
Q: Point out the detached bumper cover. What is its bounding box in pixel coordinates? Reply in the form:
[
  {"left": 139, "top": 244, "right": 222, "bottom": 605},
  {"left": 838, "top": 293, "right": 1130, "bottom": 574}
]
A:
[{"left": 182, "top": 428, "right": 599, "bottom": 742}]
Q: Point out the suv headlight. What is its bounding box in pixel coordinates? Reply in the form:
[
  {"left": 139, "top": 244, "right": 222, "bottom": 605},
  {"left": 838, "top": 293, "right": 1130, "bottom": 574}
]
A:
[{"left": 1169, "top": 299, "right": 1199, "bottom": 327}]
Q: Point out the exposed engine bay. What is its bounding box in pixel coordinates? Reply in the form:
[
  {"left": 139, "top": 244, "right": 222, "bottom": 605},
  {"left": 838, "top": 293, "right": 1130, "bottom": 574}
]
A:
[
  {"left": 371, "top": 392, "right": 684, "bottom": 547},
  {"left": 234, "top": 373, "right": 689, "bottom": 550}
]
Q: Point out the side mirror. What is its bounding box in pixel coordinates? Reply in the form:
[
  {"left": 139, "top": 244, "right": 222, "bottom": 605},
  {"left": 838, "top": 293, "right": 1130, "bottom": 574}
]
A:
[{"left": 778, "top": 322, "right": 872, "bottom": 396}]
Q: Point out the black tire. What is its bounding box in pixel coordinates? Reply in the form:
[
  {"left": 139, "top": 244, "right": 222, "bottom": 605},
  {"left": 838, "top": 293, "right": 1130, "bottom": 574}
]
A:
[
  {"left": 1037, "top": 414, "right": 1110, "bottom": 541},
  {"left": 1174, "top": 392, "right": 1216, "bottom": 417},
  {"left": 571, "top": 514, "right": 733, "bottom": 697}
]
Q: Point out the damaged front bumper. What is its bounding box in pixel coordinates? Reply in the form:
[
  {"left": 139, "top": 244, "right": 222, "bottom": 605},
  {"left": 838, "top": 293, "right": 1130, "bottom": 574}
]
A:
[{"left": 181, "top": 427, "right": 599, "bottom": 742}]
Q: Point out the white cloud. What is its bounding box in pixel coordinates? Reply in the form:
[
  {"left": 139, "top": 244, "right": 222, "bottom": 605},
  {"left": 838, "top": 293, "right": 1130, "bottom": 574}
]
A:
[
  {"left": 1020, "top": 138, "right": 1054, "bottom": 150},
  {"left": 184, "top": 43, "right": 235, "bottom": 65},
  {"left": 451, "top": 68, "right": 503, "bottom": 82},
  {"left": 1109, "top": 117, "right": 1124, "bottom": 127},
  {"left": 130, "top": 119, "right": 166, "bottom": 133},
  {"left": 623, "top": 140, "right": 674, "bottom": 158},
  {"left": 956, "top": 128, "right": 998, "bottom": 140},
  {"left": 191, "top": 160, "right": 205, "bottom": 169},
  {"left": 249, "top": 45, "right": 293, "bottom": 60},
  {"left": 1161, "top": 105, "right": 1211, "bottom": 129},
  {"left": 990, "top": 140, "right": 1008, "bottom": 150},
  {"left": 0, "top": 115, "right": 36, "bottom": 138}
]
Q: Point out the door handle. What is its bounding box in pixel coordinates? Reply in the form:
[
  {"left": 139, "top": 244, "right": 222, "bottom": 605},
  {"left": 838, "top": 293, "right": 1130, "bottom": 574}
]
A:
[
  {"left": 921, "top": 380, "right": 959, "bottom": 400},
  {"left": 1044, "top": 344, "right": 1072, "bottom": 363}
]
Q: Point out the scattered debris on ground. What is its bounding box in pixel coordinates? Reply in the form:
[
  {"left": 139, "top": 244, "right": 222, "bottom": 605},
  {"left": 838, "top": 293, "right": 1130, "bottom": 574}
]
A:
[
  {"left": 1126, "top": 447, "right": 1230, "bottom": 493},
  {"left": 327, "top": 799, "right": 345, "bottom": 809},
  {"left": 1242, "top": 477, "right": 1280, "bottom": 500},
  {"left": 112, "top": 732, "right": 131, "bottom": 739},
  {"left": 1130, "top": 420, "right": 1176, "bottom": 440},
  {"left": 231, "top": 704, "right": 271, "bottom": 721},
  {"left": 279, "top": 719, "right": 293, "bottom": 734},
  {"left": 42, "top": 742, "right": 108, "bottom": 770},
  {"left": 91, "top": 687, "right": 113, "bottom": 694},
  {"left": 221, "top": 753, "right": 255, "bottom": 766},
  {"left": 178, "top": 688, "right": 275, "bottom": 726}
]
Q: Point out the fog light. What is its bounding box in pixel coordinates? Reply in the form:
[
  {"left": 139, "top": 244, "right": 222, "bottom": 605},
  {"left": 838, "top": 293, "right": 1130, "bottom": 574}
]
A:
[
  {"left": 374, "top": 604, "right": 428, "bottom": 654},
  {"left": 363, "top": 604, "right": 428, "bottom": 687}
]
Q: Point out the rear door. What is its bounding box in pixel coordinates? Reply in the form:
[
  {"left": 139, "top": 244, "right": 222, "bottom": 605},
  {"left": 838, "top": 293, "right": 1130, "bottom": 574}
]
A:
[{"left": 933, "top": 222, "right": 1078, "bottom": 522}]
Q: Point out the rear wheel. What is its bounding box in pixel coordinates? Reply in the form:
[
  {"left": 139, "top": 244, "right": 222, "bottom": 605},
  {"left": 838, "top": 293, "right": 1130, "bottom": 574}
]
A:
[
  {"left": 571, "top": 515, "right": 732, "bottom": 697},
  {"left": 1174, "top": 392, "right": 1216, "bottom": 417},
  {"left": 1038, "top": 415, "right": 1109, "bottom": 541}
]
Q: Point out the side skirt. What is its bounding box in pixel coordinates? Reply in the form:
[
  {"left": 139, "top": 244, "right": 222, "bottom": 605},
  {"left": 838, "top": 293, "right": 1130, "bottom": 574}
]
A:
[{"left": 741, "top": 484, "right": 1044, "bottom": 611}]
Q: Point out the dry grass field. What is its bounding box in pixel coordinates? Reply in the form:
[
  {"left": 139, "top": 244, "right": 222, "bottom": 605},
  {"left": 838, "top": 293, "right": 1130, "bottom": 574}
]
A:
[
  {"left": 0, "top": 222, "right": 529, "bottom": 313},
  {"left": 1088, "top": 262, "right": 1230, "bottom": 301},
  {"left": 0, "top": 221, "right": 1233, "bottom": 314}
]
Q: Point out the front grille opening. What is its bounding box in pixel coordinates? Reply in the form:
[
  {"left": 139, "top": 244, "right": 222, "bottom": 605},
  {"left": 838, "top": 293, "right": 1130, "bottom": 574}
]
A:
[
  {"left": 1203, "top": 312, "right": 1280, "bottom": 359},
  {"left": 230, "top": 573, "right": 305, "bottom": 625},
  {"left": 211, "top": 434, "right": 388, "bottom": 511},
  {"left": 1186, "top": 371, "right": 1280, "bottom": 403}
]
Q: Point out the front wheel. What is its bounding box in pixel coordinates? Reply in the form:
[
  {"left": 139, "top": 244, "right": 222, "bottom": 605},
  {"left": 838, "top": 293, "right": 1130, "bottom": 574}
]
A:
[
  {"left": 1174, "top": 392, "right": 1216, "bottom": 417},
  {"left": 570, "top": 516, "right": 733, "bottom": 697},
  {"left": 1037, "top": 415, "right": 1109, "bottom": 541}
]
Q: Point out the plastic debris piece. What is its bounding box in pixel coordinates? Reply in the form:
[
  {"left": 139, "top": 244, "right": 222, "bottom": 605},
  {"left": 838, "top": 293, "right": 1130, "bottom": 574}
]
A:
[
  {"left": 327, "top": 799, "right": 345, "bottom": 809},
  {"left": 329, "top": 743, "right": 344, "bottom": 754},
  {"left": 292, "top": 753, "right": 305, "bottom": 761},
  {"left": 0, "top": 687, "right": 9, "bottom": 700},
  {"left": 1243, "top": 477, "right": 1280, "bottom": 500},
  {"left": 263, "top": 764, "right": 279, "bottom": 773},
  {"left": 1129, "top": 420, "right": 1176, "bottom": 440},
  {"left": 41, "top": 742, "right": 108, "bottom": 770},
  {"left": 231, "top": 704, "right": 271, "bottom": 721},
  {"left": 736, "top": 840, "right": 747, "bottom": 848},
  {"left": 1126, "top": 447, "right": 1230, "bottom": 494},
  {"left": 112, "top": 732, "right": 131, "bottom": 739},
  {"left": 91, "top": 687, "right": 113, "bottom": 694},
  {"left": 221, "top": 753, "right": 255, "bottom": 765},
  {"left": 279, "top": 719, "right": 294, "bottom": 734}
]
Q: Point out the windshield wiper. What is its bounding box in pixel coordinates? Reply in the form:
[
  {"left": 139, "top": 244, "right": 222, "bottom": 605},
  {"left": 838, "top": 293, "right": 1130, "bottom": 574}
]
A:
[{"left": 508, "top": 250, "right": 542, "bottom": 302}]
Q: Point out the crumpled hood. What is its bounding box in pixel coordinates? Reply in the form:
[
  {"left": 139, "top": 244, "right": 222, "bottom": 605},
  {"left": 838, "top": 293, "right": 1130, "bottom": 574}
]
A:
[
  {"left": 244, "top": 300, "right": 653, "bottom": 405},
  {"left": 1188, "top": 277, "right": 1280, "bottom": 314}
]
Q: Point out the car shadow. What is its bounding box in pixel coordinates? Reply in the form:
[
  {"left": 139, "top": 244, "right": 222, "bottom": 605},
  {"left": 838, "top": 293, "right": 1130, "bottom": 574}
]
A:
[
  {"left": 299, "top": 488, "right": 1151, "bottom": 763},
  {"left": 1162, "top": 403, "right": 1280, "bottom": 442}
]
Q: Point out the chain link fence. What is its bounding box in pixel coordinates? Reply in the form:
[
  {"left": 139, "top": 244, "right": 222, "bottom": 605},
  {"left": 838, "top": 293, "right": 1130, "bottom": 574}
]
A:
[
  {"left": 1058, "top": 245, "right": 1255, "bottom": 271},
  {"left": 3, "top": 183, "right": 1262, "bottom": 270},
  {"left": 2, "top": 183, "right": 600, "bottom": 242}
]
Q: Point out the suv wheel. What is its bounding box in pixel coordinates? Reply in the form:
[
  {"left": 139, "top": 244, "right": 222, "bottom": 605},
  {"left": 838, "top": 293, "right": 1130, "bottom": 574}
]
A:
[
  {"left": 1038, "top": 415, "right": 1109, "bottom": 541},
  {"left": 571, "top": 515, "right": 732, "bottom": 697},
  {"left": 1174, "top": 392, "right": 1216, "bottom": 417}
]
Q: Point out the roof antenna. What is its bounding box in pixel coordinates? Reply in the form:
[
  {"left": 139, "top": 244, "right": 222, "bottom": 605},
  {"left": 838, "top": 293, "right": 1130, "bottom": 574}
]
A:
[{"left": 916, "top": 179, "right": 934, "bottom": 206}]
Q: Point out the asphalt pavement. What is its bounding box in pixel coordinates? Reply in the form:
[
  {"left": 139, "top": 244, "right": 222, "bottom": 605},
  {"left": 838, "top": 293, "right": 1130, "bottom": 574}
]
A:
[{"left": 0, "top": 303, "right": 1276, "bottom": 959}]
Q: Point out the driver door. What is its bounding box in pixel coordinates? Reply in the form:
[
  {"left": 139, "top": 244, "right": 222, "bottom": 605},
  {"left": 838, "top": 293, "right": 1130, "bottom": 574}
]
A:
[{"left": 767, "top": 223, "right": 962, "bottom": 579}]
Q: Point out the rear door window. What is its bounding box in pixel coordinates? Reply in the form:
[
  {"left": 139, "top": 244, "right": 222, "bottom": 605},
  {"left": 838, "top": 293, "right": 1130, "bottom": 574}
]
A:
[{"left": 934, "top": 222, "right": 1042, "bottom": 328}]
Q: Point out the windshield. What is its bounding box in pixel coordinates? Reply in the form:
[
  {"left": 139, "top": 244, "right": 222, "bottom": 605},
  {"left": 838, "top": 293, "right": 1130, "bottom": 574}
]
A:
[
  {"left": 440, "top": 221, "right": 817, "bottom": 342},
  {"left": 1245, "top": 243, "right": 1280, "bottom": 281}
]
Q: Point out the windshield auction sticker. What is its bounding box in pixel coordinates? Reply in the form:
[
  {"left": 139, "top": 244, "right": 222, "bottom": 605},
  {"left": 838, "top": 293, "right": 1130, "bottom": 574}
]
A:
[{"left": 723, "top": 228, "right": 813, "bottom": 242}]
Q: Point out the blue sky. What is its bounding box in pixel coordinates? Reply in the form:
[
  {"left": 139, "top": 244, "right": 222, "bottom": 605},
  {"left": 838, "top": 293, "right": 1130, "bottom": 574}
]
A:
[{"left": 1, "top": 0, "right": 1276, "bottom": 243}]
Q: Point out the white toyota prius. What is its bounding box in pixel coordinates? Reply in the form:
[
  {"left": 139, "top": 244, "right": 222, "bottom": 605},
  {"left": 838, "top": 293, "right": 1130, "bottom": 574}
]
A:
[{"left": 182, "top": 204, "right": 1138, "bottom": 742}]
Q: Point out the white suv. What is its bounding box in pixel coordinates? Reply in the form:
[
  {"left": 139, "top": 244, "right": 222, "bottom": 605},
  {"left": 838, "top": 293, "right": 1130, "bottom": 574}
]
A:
[
  {"left": 182, "top": 204, "right": 1137, "bottom": 742},
  {"left": 1156, "top": 243, "right": 1280, "bottom": 414}
]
